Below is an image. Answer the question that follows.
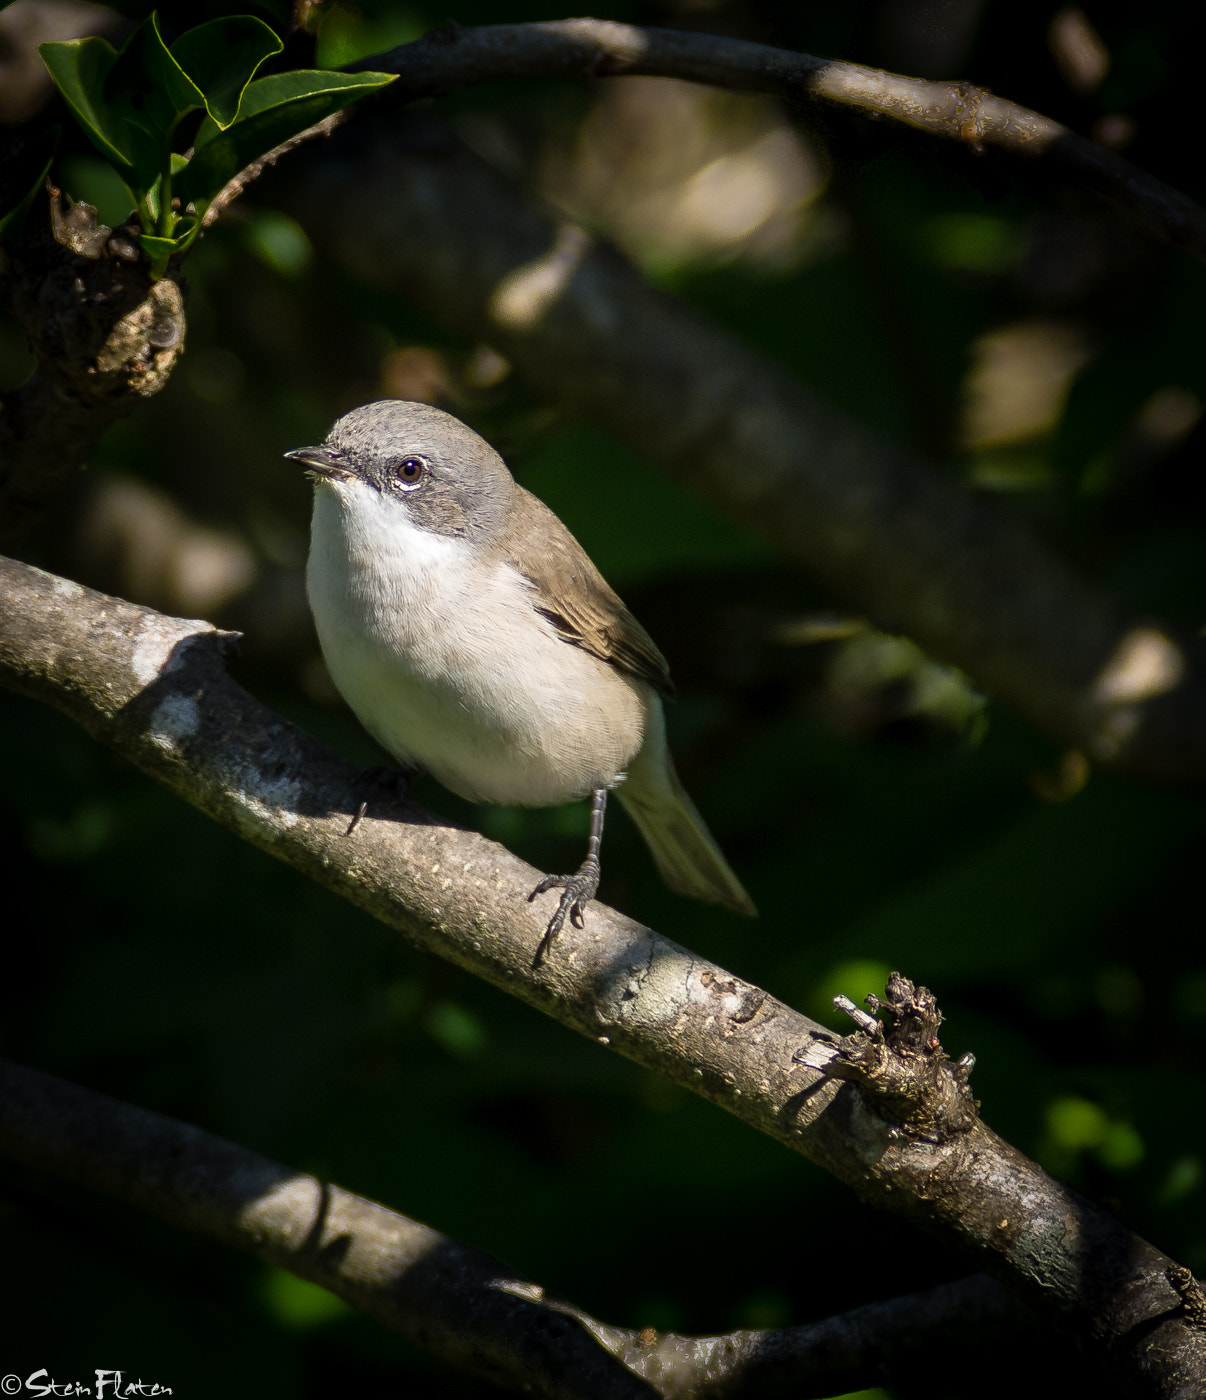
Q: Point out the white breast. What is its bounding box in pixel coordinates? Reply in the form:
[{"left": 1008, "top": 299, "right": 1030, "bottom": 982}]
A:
[{"left": 306, "top": 479, "right": 649, "bottom": 806}]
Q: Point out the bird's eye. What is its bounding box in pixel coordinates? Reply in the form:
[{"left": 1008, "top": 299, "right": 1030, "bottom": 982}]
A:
[{"left": 395, "top": 456, "right": 426, "bottom": 489}]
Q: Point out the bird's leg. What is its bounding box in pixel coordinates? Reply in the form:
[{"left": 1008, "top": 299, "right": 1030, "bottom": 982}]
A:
[
  {"left": 530, "top": 786, "right": 607, "bottom": 964},
  {"left": 346, "top": 765, "right": 416, "bottom": 836}
]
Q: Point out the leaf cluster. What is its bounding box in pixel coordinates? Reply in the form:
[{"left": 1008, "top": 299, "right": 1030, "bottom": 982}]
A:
[{"left": 13, "top": 11, "right": 393, "bottom": 276}]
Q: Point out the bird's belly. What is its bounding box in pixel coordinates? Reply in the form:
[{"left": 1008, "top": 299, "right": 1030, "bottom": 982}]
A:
[{"left": 313, "top": 576, "right": 648, "bottom": 808}]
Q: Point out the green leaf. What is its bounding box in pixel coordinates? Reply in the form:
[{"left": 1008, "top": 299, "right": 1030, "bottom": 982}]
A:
[
  {"left": 40, "top": 15, "right": 199, "bottom": 197},
  {"left": 171, "top": 17, "right": 283, "bottom": 130},
  {"left": 138, "top": 223, "right": 196, "bottom": 259},
  {"left": 127, "top": 14, "right": 204, "bottom": 121},
  {"left": 175, "top": 69, "right": 395, "bottom": 209},
  {"left": 103, "top": 14, "right": 202, "bottom": 186},
  {"left": 136, "top": 233, "right": 177, "bottom": 258},
  {"left": 38, "top": 35, "right": 136, "bottom": 176},
  {"left": 141, "top": 176, "right": 161, "bottom": 224},
  {"left": 139, "top": 213, "right": 202, "bottom": 276},
  {"left": 0, "top": 125, "right": 61, "bottom": 241}
]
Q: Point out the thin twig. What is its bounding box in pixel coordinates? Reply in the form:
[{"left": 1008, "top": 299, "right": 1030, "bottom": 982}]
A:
[{"left": 201, "top": 113, "right": 348, "bottom": 228}]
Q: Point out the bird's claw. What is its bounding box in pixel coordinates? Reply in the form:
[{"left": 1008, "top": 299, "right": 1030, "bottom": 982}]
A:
[{"left": 529, "top": 859, "right": 600, "bottom": 965}]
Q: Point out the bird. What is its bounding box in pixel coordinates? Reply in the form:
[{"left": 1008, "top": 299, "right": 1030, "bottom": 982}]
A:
[{"left": 287, "top": 400, "right": 755, "bottom": 961}]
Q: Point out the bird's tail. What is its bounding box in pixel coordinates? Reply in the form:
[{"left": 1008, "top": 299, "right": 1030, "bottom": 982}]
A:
[{"left": 615, "top": 708, "right": 756, "bottom": 919}]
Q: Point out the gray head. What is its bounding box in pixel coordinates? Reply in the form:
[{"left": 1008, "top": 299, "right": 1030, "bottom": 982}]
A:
[{"left": 286, "top": 400, "right": 515, "bottom": 539}]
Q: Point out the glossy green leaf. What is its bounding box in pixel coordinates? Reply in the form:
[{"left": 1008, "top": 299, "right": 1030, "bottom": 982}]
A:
[
  {"left": 139, "top": 212, "right": 201, "bottom": 275},
  {"left": 103, "top": 14, "right": 202, "bottom": 188},
  {"left": 40, "top": 16, "right": 195, "bottom": 196},
  {"left": 141, "top": 176, "right": 162, "bottom": 224},
  {"left": 175, "top": 69, "right": 395, "bottom": 209},
  {"left": 171, "top": 16, "right": 283, "bottom": 130},
  {"left": 38, "top": 36, "right": 135, "bottom": 175},
  {"left": 137, "top": 232, "right": 185, "bottom": 259},
  {"left": 119, "top": 14, "right": 204, "bottom": 124}
]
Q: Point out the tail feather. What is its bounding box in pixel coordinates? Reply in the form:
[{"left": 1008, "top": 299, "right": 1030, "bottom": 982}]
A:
[{"left": 616, "top": 717, "right": 756, "bottom": 919}]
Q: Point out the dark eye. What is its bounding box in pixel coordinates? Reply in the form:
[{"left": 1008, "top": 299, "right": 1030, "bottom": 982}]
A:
[{"left": 396, "top": 455, "right": 426, "bottom": 489}]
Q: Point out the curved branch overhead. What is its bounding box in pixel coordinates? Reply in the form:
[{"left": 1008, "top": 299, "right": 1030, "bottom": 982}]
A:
[
  {"left": 0, "top": 553, "right": 1201, "bottom": 1396},
  {"left": 372, "top": 19, "right": 1206, "bottom": 260},
  {"left": 277, "top": 117, "right": 1206, "bottom": 784}
]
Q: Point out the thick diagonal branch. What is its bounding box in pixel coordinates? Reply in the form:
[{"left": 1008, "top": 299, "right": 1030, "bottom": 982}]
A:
[{"left": 0, "top": 553, "right": 1202, "bottom": 1396}]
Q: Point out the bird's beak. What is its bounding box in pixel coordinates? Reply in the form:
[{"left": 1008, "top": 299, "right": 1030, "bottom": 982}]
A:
[{"left": 284, "top": 445, "right": 354, "bottom": 480}]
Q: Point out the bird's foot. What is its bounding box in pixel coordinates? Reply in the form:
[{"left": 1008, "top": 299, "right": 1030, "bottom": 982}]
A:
[
  {"left": 529, "top": 855, "right": 601, "bottom": 965},
  {"left": 345, "top": 765, "right": 415, "bottom": 836}
]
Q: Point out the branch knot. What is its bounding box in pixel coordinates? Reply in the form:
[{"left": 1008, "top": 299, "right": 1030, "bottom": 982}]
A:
[{"left": 829, "top": 972, "right": 979, "bottom": 1142}]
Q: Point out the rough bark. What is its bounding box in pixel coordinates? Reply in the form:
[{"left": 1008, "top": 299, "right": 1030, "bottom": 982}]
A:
[{"left": 0, "top": 186, "right": 186, "bottom": 548}]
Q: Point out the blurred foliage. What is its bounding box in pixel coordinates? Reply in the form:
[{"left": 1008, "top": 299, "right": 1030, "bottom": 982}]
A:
[{"left": 2, "top": 0, "right": 1206, "bottom": 1396}]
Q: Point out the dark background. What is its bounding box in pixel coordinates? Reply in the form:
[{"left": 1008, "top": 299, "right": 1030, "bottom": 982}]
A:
[{"left": 2, "top": 1, "right": 1205, "bottom": 1396}]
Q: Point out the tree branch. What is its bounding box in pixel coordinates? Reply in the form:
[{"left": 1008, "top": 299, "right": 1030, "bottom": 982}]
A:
[
  {"left": 370, "top": 19, "right": 1206, "bottom": 261},
  {"left": 0, "top": 1057, "right": 654, "bottom": 1400},
  {"left": 0, "top": 1056, "right": 1054, "bottom": 1399},
  {"left": 1, "top": 552, "right": 1202, "bottom": 1396},
  {"left": 275, "top": 116, "right": 1206, "bottom": 784}
]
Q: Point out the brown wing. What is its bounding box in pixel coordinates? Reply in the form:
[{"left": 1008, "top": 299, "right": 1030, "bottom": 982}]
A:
[{"left": 503, "top": 486, "right": 674, "bottom": 699}]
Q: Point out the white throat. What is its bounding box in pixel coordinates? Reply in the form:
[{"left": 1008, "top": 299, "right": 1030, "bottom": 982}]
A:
[{"left": 309, "top": 477, "right": 466, "bottom": 618}]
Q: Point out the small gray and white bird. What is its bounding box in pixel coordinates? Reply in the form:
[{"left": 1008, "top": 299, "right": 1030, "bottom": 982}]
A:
[{"left": 288, "top": 400, "right": 755, "bottom": 959}]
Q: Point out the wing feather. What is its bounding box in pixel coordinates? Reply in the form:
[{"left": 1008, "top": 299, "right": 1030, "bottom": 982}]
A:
[{"left": 503, "top": 486, "right": 674, "bottom": 699}]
